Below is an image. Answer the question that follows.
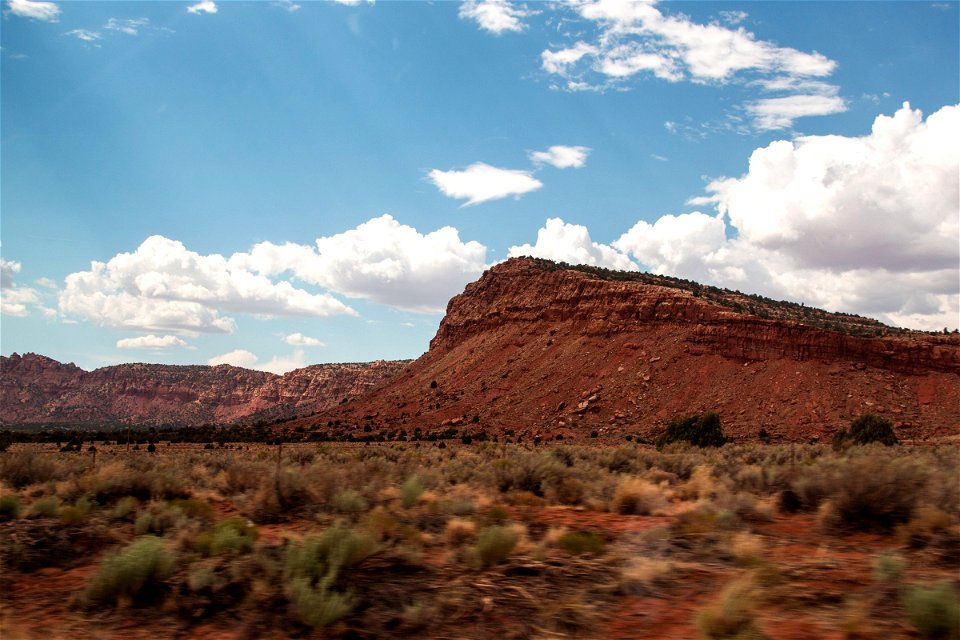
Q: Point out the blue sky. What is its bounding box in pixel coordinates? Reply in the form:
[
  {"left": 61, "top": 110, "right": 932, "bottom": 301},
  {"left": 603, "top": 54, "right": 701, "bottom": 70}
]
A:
[{"left": 2, "top": 0, "right": 958, "bottom": 373}]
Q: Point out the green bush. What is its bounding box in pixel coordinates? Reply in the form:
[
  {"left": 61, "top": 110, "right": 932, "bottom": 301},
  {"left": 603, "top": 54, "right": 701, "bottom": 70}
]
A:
[
  {"left": 84, "top": 536, "right": 174, "bottom": 606},
  {"left": 0, "top": 494, "right": 22, "bottom": 520},
  {"left": 283, "top": 521, "right": 377, "bottom": 585},
  {"left": 902, "top": 582, "right": 960, "bottom": 639},
  {"left": 26, "top": 496, "right": 58, "bottom": 519},
  {"left": 476, "top": 525, "right": 518, "bottom": 567},
  {"left": 191, "top": 516, "right": 259, "bottom": 557},
  {"left": 282, "top": 522, "right": 375, "bottom": 627},
  {"left": 833, "top": 414, "right": 899, "bottom": 449},
  {"left": 655, "top": 412, "right": 726, "bottom": 449},
  {"left": 558, "top": 531, "right": 605, "bottom": 555},
  {"left": 400, "top": 475, "right": 424, "bottom": 509},
  {"left": 332, "top": 489, "right": 368, "bottom": 515},
  {"left": 287, "top": 577, "right": 354, "bottom": 628}
]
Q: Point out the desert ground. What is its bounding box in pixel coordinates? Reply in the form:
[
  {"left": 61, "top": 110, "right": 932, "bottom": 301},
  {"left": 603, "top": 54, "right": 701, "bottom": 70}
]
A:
[{"left": 1, "top": 438, "right": 958, "bottom": 639}]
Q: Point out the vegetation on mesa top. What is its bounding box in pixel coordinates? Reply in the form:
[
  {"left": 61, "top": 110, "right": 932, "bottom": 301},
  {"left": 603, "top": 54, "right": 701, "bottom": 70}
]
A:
[{"left": 521, "top": 257, "right": 954, "bottom": 338}]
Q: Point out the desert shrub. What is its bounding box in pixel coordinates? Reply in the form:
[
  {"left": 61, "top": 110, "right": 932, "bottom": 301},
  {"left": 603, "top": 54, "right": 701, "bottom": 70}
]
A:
[
  {"left": 697, "top": 574, "right": 763, "bottom": 639},
  {"left": 400, "top": 475, "right": 424, "bottom": 509},
  {"left": 897, "top": 506, "right": 955, "bottom": 548},
  {"left": 281, "top": 522, "right": 375, "bottom": 625},
  {"left": 84, "top": 536, "right": 174, "bottom": 606},
  {"left": 476, "top": 525, "right": 518, "bottom": 567},
  {"left": 111, "top": 496, "right": 138, "bottom": 521},
  {"left": 134, "top": 503, "right": 185, "bottom": 535},
  {"left": 1, "top": 453, "right": 62, "bottom": 488},
  {"left": 195, "top": 517, "right": 259, "bottom": 556},
  {"left": 822, "top": 455, "right": 927, "bottom": 532},
  {"left": 443, "top": 517, "right": 477, "bottom": 546},
  {"left": 612, "top": 477, "right": 665, "bottom": 515},
  {"left": 283, "top": 521, "right": 377, "bottom": 585},
  {"left": 0, "top": 493, "right": 22, "bottom": 520},
  {"left": 168, "top": 498, "right": 213, "bottom": 521},
  {"left": 902, "top": 582, "right": 960, "bottom": 639},
  {"left": 558, "top": 531, "right": 605, "bottom": 555},
  {"left": 332, "top": 489, "right": 368, "bottom": 515},
  {"left": 218, "top": 458, "right": 269, "bottom": 494},
  {"left": 287, "top": 577, "right": 354, "bottom": 628},
  {"left": 59, "top": 496, "right": 93, "bottom": 526},
  {"left": 655, "top": 412, "right": 726, "bottom": 449},
  {"left": 833, "top": 414, "right": 899, "bottom": 449},
  {"left": 492, "top": 453, "right": 566, "bottom": 497},
  {"left": 872, "top": 552, "right": 905, "bottom": 583},
  {"left": 26, "top": 496, "right": 58, "bottom": 519}
]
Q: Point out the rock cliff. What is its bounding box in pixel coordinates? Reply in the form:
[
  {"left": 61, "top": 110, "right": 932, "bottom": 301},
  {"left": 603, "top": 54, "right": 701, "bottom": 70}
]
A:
[
  {"left": 0, "top": 353, "right": 408, "bottom": 427},
  {"left": 304, "top": 258, "right": 959, "bottom": 441}
]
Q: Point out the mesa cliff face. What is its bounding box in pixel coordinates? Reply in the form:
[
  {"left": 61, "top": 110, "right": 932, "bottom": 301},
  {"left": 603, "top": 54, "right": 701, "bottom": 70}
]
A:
[
  {"left": 0, "top": 353, "right": 409, "bottom": 427},
  {"left": 308, "top": 258, "right": 960, "bottom": 441}
]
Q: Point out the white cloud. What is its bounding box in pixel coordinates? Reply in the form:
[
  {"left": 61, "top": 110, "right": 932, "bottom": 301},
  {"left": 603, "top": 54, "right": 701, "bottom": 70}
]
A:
[
  {"left": 614, "top": 103, "right": 960, "bottom": 330},
  {"left": 208, "top": 349, "right": 308, "bottom": 375},
  {"left": 187, "top": 0, "right": 217, "bottom": 15},
  {"left": 284, "top": 332, "right": 325, "bottom": 347},
  {"left": 6, "top": 0, "right": 60, "bottom": 21},
  {"left": 65, "top": 29, "right": 101, "bottom": 42},
  {"left": 718, "top": 10, "right": 748, "bottom": 26},
  {"left": 1, "top": 258, "right": 47, "bottom": 318},
  {"left": 270, "top": 0, "right": 300, "bottom": 11},
  {"left": 529, "top": 145, "right": 591, "bottom": 169},
  {"left": 747, "top": 94, "right": 848, "bottom": 130},
  {"left": 208, "top": 349, "right": 258, "bottom": 369},
  {"left": 428, "top": 162, "right": 543, "bottom": 206},
  {"left": 459, "top": 0, "right": 530, "bottom": 34},
  {"left": 537, "top": 0, "right": 842, "bottom": 129},
  {"left": 0, "top": 258, "right": 19, "bottom": 289},
  {"left": 59, "top": 235, "right": 355, "bottom": 334},
  {"left": 103, "top": 18, "right": 149, "bottom": 35},
  {"left": 509, "top": 217, "right": 637, "bottom": 271},
  {"left": 273, "top": 214, "right": 487, "bottom": 313},
  {"left": 116, "top": 334, "right": 190, "bottom": 350},
  {"left": 333, "top": 0, "right": 374, "bottom": 5},
  {"left": 541, "top": 41, "right": 599, "bottom": 75}
]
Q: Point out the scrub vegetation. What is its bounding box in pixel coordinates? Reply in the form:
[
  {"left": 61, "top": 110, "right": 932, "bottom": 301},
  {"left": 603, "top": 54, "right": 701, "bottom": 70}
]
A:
[{"left": 1, "top": 436, "right": 958, "bottom": 638}]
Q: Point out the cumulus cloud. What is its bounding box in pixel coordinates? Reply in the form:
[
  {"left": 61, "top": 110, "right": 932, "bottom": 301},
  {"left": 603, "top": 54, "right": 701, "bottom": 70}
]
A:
[
  {"left": 59, "top": 235, "right": 355, "bottom": 334},
  {"left": 208, "top": 349, "right": 258, "bottom": 369},
  {"left": 284, "top": 332, "right": 325, "bottom": 347},
  {"left": 614, "top": 103, "right": 960, "bottom": 330},
  {"left": 6, "top": 0, "right": 60, "bottom": 21},
  {"left": 237, "top": 214, "right": 488, "bottom": 313},
  {"left": 116, "top": 334, "right": 190, "bottom": 350},
  {"left": 208, "top": 349, "right": 308, "bottom": 375},
  {"left": 1, "top": 258, "right": 52, "bottom": 318},
  {"left": 428, "top": 162, "right": 543, "bottom": 206},
  {"left": 529, "top": 145, "right": 591, "bottom": 169},
  {"left": 537, "top": 0, "right": 842, "bottom": 129},
  {"left": 509, "top": 218, "right": 637, "bottom": 271},
  {"left": 187, "top": 0, "right": 216, "bottom": 15},
  {"left": 459, "top": 0, "right": 530, "bottom": 34}
]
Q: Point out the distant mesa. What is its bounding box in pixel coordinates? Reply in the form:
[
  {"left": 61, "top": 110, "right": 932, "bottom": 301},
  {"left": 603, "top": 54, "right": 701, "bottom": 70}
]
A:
[
  {"left": 3, "top": 258, "right": 958, "bottom": 442},
  {"left": 0, "top": 352, "right": 409, "bottom": 428},
  {"left": 291, "top": 257, "right": 960, "bottom": 442}
]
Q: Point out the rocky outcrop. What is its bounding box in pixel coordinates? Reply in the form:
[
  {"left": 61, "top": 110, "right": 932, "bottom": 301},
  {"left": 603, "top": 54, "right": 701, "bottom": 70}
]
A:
[
  {"left": 0, "top": 353, "right": 409, "bottom": 427},
  {"left": 304, "top": 258, "right": 960, "bottom": 441}
]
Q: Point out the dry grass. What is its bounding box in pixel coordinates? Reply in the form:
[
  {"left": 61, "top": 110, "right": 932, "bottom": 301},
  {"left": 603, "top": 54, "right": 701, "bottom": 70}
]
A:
[{"left": 0, "top": 440, "right": 957, "bottom": 638}]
